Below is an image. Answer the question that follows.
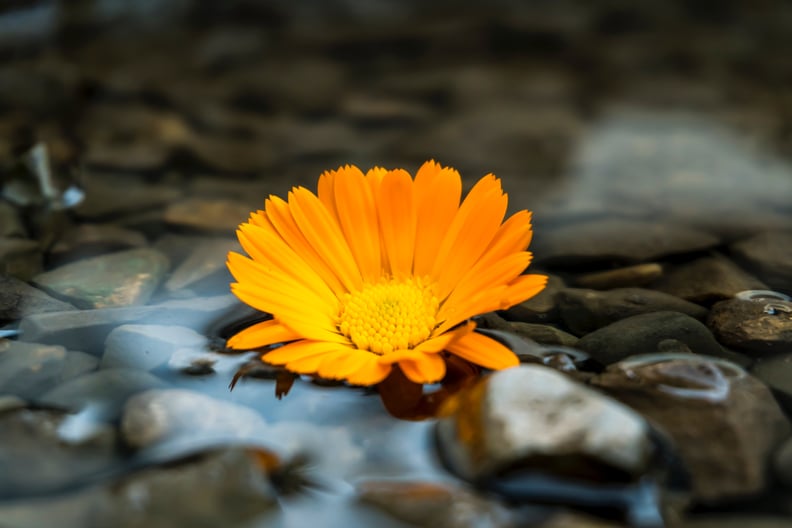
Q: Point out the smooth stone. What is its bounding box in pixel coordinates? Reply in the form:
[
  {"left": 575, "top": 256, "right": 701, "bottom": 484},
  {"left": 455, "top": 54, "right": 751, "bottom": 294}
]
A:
[
  {"left": 0, "top": 238, "right": 42, "bottom": 280},
  {"left": 532, "top": 219, "right": 719, "bottom": 268},
  {"left": 592, "top": 355, "right": 790, "bottom": 503},
  {"left": 0, "top": 340, "right": 66, "bottom": 399},
  {"left": 575, "top": 263, "right": 664, "bottom": 290},
  {"left": 435, "top": 365, "right": 653, "bottom": 482},
  {"left": 708, "top": 298, "right": 792, "bottom": 355},
  {"left": 102, "top": 324, "right": 207, "bottom": 371},
  {"left": 509, "top": 321, "right": 579, "bottom": 347},
  {"left": 750, "top": 353, "right": 792, "bottom": 414},
  {"left": 49, "top": 223, "right": 148, "bottom": 261},
  {"left": 558, "top": 288, "right": 708, "bottom": 336},
  {"left": 17, "top": 295, "right": 238, "bottom": 353},
  {"left": 652, "top": 255, "right": 767, "bottom": 304},
  {"left": 576, "top": 312, "right": 725, "bottom": 365},
  {"left": 163, "top": 237, "right": 239, "bottom": 292},
  {"left": 0, "top": 394, "right": 26, "bottom": 412},
  {"left": 500, "top": 274, "right": 565, "bottom": 324},
  {"left": 121, "top": 389, "right": 267, "bottom": 448},
  {"left": 730, "top": 231, "right": 792, "bottom": 292},
  {"left": 0, "top": 201, "right": 26, "bottom": 237},
  {"left": 357, "top": 480, "right": 514, "bottom": 528},
  {"left": 39, "top": 368, "right": 165, "bottom": 416},
  {"left": 33, "top": 248, "right": 169, "bottom": 309},
  {"left": 74, "top": 172, "right": 183, "bottom": 219},
  {"left": 164, "top": 197, "right": 250, "bottom": 233},
  {"left": 0, "top": 274, "right": 77, "bottom": 322}
]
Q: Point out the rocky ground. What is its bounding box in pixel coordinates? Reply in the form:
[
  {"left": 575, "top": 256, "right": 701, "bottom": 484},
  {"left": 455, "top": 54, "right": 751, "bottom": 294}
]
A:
[{"left": 1, "top": 1, "right": 792, "bottom": 527}]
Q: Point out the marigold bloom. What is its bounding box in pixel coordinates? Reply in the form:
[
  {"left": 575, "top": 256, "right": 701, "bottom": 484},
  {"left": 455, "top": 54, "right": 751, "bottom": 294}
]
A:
[{"left": 226, "top": 161, "right": 546, "bottom": 386}]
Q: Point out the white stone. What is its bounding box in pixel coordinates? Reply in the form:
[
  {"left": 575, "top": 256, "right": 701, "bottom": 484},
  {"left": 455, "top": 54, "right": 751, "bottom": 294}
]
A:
[{"left": 102, "top": 324, "right": 208, "bottom": 371}]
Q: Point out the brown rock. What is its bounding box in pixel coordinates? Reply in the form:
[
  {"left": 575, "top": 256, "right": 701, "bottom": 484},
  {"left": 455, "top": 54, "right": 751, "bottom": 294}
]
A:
[
  {"left": 575, "top": 263, "right": 664, "bottom": 289},
  {"left": 708, "top": 299, "right": 792, "bottom": 355},
  {"left": 500, "top": 274, "right": 565, "bottom": 323},
  {"left": 730, "top": 231, "right": 792, "bottom": 293},
  {"left": 0, "top": 238, "right": 42, "bottom": 280},
  {"left": 164, "top": 198, "right": 251, "bottom": 233},
  {"left": 652, "top": 254, "right": 767, "bottom": 304}
]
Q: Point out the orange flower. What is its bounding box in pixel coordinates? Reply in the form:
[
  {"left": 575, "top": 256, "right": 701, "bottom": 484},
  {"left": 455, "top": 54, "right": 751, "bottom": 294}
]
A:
[{"left": 226, "top": 161, "right": 546, "bottom": 385}]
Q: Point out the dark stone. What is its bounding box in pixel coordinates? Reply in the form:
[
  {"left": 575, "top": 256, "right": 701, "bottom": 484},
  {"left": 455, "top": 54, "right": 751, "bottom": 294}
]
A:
[
  {"left": 0, "top": 238, "right": 42, "bottom": 280},
  {"left": 730, "top": 231, "right": 792, "bottom": 293},
  {"left": 575, "top": 263, "right": 664, "bottom": 290},
  {"left": 74, "top": 172, "right": 183, "bottom": 219},
  {"left": 708, "top": 299, "right": 792, "bottom": 355},
  {"left": 509, "top": 321, "right": 579, "bottom": 347},
  {"left": 0, "top": 274, "right": 76, "bottom": 322},
  {"left": 750, "top": 353, "right": 792, "bottom": 415},
  {"left": 164, "top": 198, "right": 251, "bottom": 233},
  {"left": 0, "top": 201, "right": 26, "bottom": 238},
  {"left": 558, "top": 288, "right": 708, "bottom": 336},
  {"left": 592, "top": 355, "right": 790, "bottom": 503},
  {"left": 500, "top": 273, "right": 565, "bottom": 324},
  {"left": 652, "top": 254, "right": 767, "bottom": 304},
  {"left": 576, "top": 311, "right": 725, "bottom": 365},
  {"left": 49, "top": 223, "right": 148, "bottom": 263}
]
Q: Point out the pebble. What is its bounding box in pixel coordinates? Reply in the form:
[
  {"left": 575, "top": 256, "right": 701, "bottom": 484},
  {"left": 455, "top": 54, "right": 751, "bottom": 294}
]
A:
[
  {"left": 0, "top": 274, "right": 76, "bottom": 322},
  {"left": 0, "top": 237, "right": 42, "bottom": 280},
  {"left": 730, "top": 231, "right": 792, "bottom": 293},
  {"left": 558, "top": 288, "right": 708, "bottom": 336},
  {"left": 708, "top": 298, "right": 792, "bottom": 355},
  {"left": 102, "top": 324, "right": 208, "bottom": 371},
  {"left": 163, "top": 237, "right": 239, "bottom": 292},
  {"left": 592, "top": 354, "right": 790, "bottom": 502},
  {"left": 0, "top": 340, "right": 66, "bottom": 399},
  {"left": 652, "top": 255, "right": 767, "bottom": 304},
  {"left": 509, "top": 321, "right": 579, "bottom": 347},
  {"left": 576, "top": 311, "right": 725, "bottom": 365},
  {"left": 532, "top": 219, "right": 719, "bottom": 268},
  {"left": 164, "top": 197, "right": 251, "bottom": 233},
  {"left": 750, "top": 353, "right": 792, "bottom": 414},
  {"left": 500, "top": 274, "right": 565, "bottom": 324},
  {"left": 121, "top": 388, "right": 267, "bottom": 448},
  {"left": 575, "top": 263, "right": 664, "bottom": 289},
  {"left": 33, "top": 248, "right": 170, "bottom": 309},
  {"left": 49, "top": 223, "right": 148, "bottom": 262}
]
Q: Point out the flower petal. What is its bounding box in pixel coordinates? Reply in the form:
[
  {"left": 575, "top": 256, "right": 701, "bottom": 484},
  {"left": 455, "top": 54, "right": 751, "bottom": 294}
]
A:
[
  {"left": 445, "top": 331, "right": 519, "bottom": 370},
  {"left": 399, "top": 353, "right": 447, "bottom": 384},
  {"left": 227, "top": 319, "right": 300, "bottom": 350},
  {"left": 262, "top": 339, "right": 351, "bottom": 365},
  {"left": 377, "top": 169, "right": 416, "bottom": 278},
  {"left": 413, "top": 161, "right": 462, "bottom": 277},
  {"left": 346, "top": 356, "right": 392, "bottom": 386},
  {"left": 334, "top": 165, "right": 382, "bottom": 282},
  {"left": 319, "top": 349, "right": 376, "bottom": 380}
]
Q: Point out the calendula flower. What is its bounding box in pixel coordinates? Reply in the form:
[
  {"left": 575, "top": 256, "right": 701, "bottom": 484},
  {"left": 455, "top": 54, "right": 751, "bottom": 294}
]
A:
[{"left": 226, "top": 161, "right": 546, "bottom": 386}]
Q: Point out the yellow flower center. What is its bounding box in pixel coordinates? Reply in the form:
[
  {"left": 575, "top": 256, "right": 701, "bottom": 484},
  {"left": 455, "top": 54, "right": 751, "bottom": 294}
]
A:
[{"left": 338, "top": 277, "right": 439, "bottom": 355}]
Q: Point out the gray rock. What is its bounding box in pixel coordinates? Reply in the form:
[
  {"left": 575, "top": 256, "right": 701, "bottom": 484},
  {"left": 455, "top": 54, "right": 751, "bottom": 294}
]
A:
[
  {"left": 750, "top": 353, "right": 792, "bottom": 414},
  {"left": 74, "top": 171, "right": 183, "bottom": 219},
  {"left": 164, "top": 198, "right": 251, "bottom": 233},
  {"left": 163, "top": 237, "right": 239, "bottom": 291},
  {"left": 0, "top": 340, "right": 66, "bottom": 399},
  {"left": 121, "top": 389, "right": 267, "bottom": 448},
  {"left": 33, "top": 248, "right": 170, "bottom": 309},
  {"left": 731, "top": 231, "right": 792, "bottom": 293},
  {"left": 102, "top": 324, "right": 208, "bottom": 371},
  {"left": 508, "top": 321, "right": 579, "bottom": 347},
  {"left": 0, "top": 201, "right": 26, "bottom": 237},
  {"left": 0, "top": 274, "right": 77, "bottom": 322},
  {"left": 708, "top": 298, "right": 792, "bottom": 355},
  {"left": 500, "top": 274, "right": 565, "bottom": 324},
  {"left": 17, "top": 294, "right": 238, "bottom": 352},
  {"left": 652, "top": 255, "right": 767, "bottom": 304},
  {"left": 435, "top": 365, "right": 653, "bottom": 481},
  {"left": 575, "top": 263, "right": 664, "bottom": 290},
  {"left": 576, "top": 311, "right": 725, "bottom": 365},
  {"left": 49, "top": 223, "right": 148, "bottom": 260},
  {"left": 532, "top": 219, "right": 719, "bottom": 267},
  {"left": 40, "top": 368, "right": 165, "bottom": 416},
  {"left": 357, "top": 480, "right": 514, "bottom": 528},
  {"left": 558, "top": 288, "right": 708, "bottom": 336},
  {"left": 0, "top": 237, "right": 42, "bottom": 280},
  {"left": 592, "top": 354, "right": 790, "bottom": 503}
]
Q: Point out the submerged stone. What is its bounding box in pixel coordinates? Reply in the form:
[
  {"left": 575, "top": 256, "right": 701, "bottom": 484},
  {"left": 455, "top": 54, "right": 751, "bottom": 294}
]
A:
[
  {"left": 0, "top": 274, "right": 76, "bottom": 322},
  {"left": 102, "top": 324, "right": 208, "bottom": 371},
  {"left": 33, "top": 248, "right": 170, "bottom": 309},
  {"left": 163, "top": 236, "right": 239, "bottom": 292}
]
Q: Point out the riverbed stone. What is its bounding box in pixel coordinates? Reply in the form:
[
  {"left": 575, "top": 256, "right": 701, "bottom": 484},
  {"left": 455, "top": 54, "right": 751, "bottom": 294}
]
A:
[
  {"left": 592, "top": 355, "right": 790, "bottom": 503},
  {"left": 33, "top": 248, "right": 170, "bottom": 309},
  {"left": 0, "top": 237, "right": 42, "bottom": 280},
  {"left": 708, "top": 298, "right": 792, "bottom": 355},
  {"left": 164, "top": 197, "right": 250, "bottom": 233},
  {"left": 102, "top": 324, "right": 208, "bottom": 371},
  {"left": 499, "top": 273, "right": 565, "bottom": 324},
  {"left": 558, "top": 288, "right": 708, "bottom": 336},
  {"left": 652, "top": 255, "right": 767, "bottom": 304},
  {"left": 0, "top": 274, "right": 76, "bottom": 322},
  {"left": 574, "top": 263, "right": 664, "bottom": 290},
  {"left": 750, "top": 353, "right": 792, "bottom": 415},
  {"left": 730, "top": 231, "right": 792, "bottom": 293},
  {"left": 49, "top": 223, "right": 148, "bottom": 262},
  {"left": 576, "top": 311, "right": 725, "bottom": 365},
  {"left": 163, "top": 236, "right": 239, "bottom": 292},
  {"left": 508, "top": 321, "right": 579, "bottom": 347}
]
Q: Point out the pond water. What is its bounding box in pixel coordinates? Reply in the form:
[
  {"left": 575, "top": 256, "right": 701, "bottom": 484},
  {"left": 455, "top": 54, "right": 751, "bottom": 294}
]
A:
[{"left": 2, "top": 2, "right": 792, "bottom": 527}]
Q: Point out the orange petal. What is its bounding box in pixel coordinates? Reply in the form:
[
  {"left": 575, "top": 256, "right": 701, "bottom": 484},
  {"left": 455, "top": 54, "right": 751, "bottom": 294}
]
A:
[
  {"left": 334, "top": 165, "right": 382, "bottom": 282},
  {"left": 317, "top": 168, "right": 340, "bottom": 222},
  {"left": 500, "top": 273, "right": 548, "bottom": 309},
  {"left": 263, "top": 339, "right": 351, "bottom": 365},
  {"left": 319, "top": 349, "right": 378, "bottom": 380},
  {"left": 377, "top": 169, "right": 416, "bottom": 277},
  {"left": 346, "top": 357, "right": 392, "bottom": 386},
  {"left": 227, "top": 319, "right": 300, "bottom": 349},
  {"left": 445, "top": 331, "right": 519, "bottom": 370},
  {"left": 413, "top": 161, "right": 462, "bottom": 277},
  {"left": 417, "top": 321, "right": 476, "bottom": 353},
  {"left": 399, "top": 353, "right": 447, "bottom": 384}
]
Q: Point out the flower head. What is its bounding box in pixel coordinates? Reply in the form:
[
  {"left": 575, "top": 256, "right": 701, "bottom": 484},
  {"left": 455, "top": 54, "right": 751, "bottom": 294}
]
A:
[{"left": 226, "top": 161, "right": 546, "bottom": 385}]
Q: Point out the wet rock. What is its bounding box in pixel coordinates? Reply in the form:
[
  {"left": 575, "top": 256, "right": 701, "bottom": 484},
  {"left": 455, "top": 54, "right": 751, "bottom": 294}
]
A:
[
  {"left": 0, "top": 395, "right": 26, "bottom": 412},
  {"left": 39, "top": 368, "right": 165, "bottom": 416},
  {"left": 0, "top": 274, "right": 76, "bottom": 322},
  {"left": 163, "top": 236, "right": 239, "bottom": 292},
  {"left": 0, "top": 237, "right": 42, "bottom": 280},
  {"left": 652, "top": 255, "right": 767, "bottom": 304},
  {"left": 357, "top": 480, "right": 514, "bottom": 528},
  {"left": 592, "top": 354, "right": 790, "bottom": 503},
  {"left": 558, "top": 288, "right": 708, "bottom": 336},
  {"left": 49, "top": 223, "right": 148, "bottom": 263},
  {"left": 75, "top": 172, "right": 183, "bottom": 219},
  {"left": 533, "top": 219, "right": 719, "bottom": 268},
  {"left": 509, "top": 321, "right": 579, "bottom": 347},
  {"left": 731, "top": 231, "right": 792, "bottom": 293},
  {"left": 102, "top": 324, "right": 208, "bottom": 371},
  {"left": 750, "top": 353, "right": 792, "bottom": 414},
  {"left": 0, "top": 200, "right": 26, "bottom": 237},
  {"left": 17, "top": 294, "right": 238, "bottom": 352},
  {"left": 576, "top": 311, "right": 725, "bottom": 365},
  {"left": 436, "top": 365, "right": 653, "bottom": 481},
  {"left": 33, "top": 248, "right": 170, "bottom": 309},
  {"left": 164, "top": 197, "right": 251, "bottom": 233},
  {"left": 708, "top": 298, "right": 792, "bottom": 355},
  {"left": 500, "top": 274, "right": 565, "bottom": 324},
  {"left": 575, "top": 263, "right": 664, "bottom": 290},
  {"left": 121, "top": 389, "right": 267, "bottom": 448}
]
